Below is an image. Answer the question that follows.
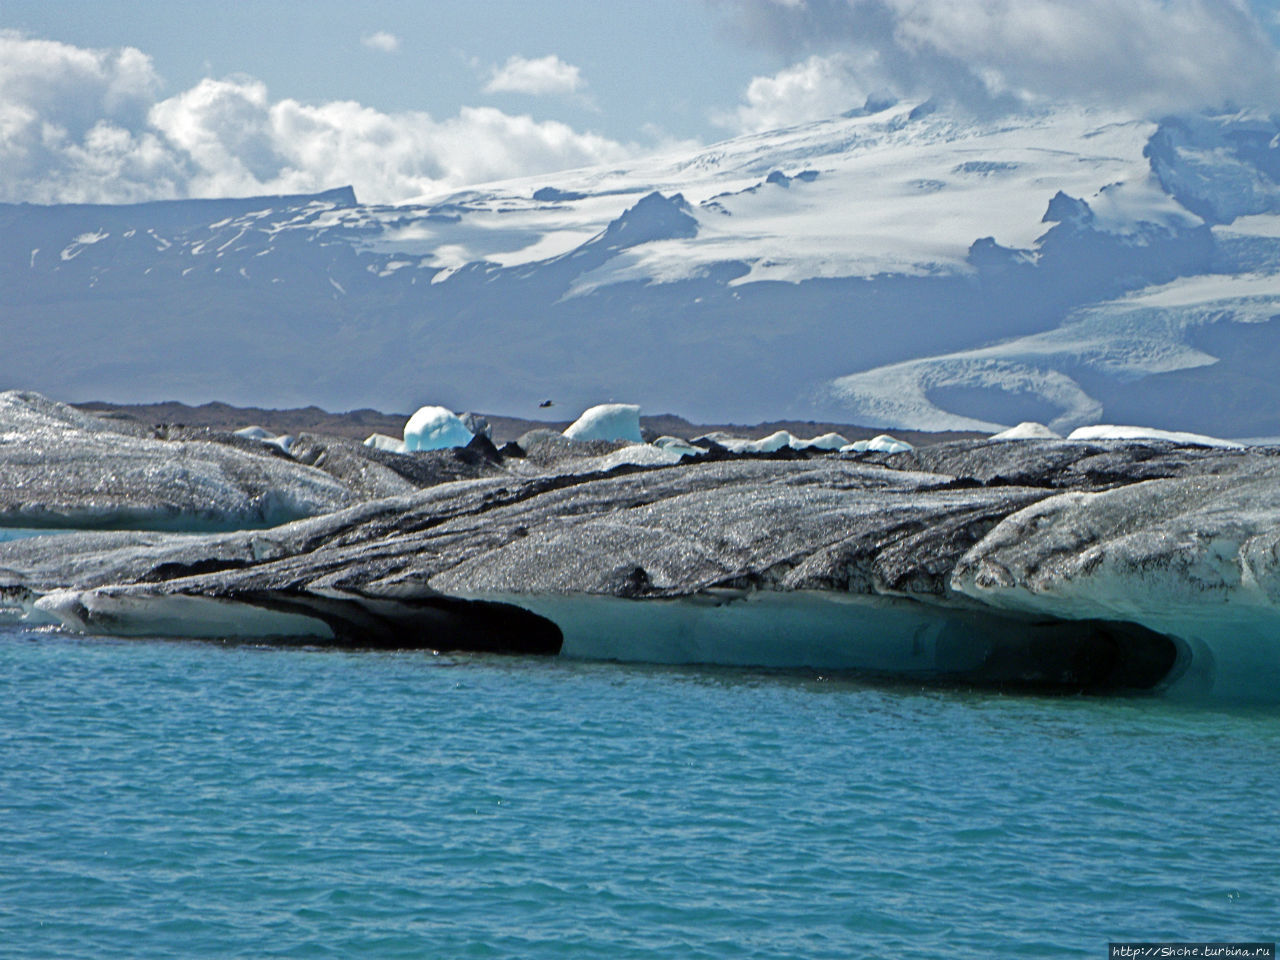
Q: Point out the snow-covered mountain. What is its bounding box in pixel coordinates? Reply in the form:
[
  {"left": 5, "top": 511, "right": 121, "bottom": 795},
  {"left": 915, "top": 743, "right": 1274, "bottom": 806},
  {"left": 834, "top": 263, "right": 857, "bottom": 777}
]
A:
[{"left": 3, "top": 99, "right": 1279, "bottom": 434}]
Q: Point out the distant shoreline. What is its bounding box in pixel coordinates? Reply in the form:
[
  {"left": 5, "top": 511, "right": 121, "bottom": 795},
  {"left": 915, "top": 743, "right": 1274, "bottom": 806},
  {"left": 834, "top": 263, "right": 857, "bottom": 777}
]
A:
[{"left": 73, "top": 399, "right": 987, "bottom": 448}]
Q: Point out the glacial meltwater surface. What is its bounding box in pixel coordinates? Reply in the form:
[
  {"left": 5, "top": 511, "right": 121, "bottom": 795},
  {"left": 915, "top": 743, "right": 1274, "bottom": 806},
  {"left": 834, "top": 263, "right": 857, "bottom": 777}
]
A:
[{"left": 3, "top": 626, "right": 1277, "bottom": 959}]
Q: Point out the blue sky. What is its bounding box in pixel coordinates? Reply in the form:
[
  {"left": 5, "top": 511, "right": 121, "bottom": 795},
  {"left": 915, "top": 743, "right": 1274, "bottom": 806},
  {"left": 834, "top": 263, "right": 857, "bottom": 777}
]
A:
[
  {"left": 2, "top": 0, "right": 1278, "bottom": 205},
  {"left": 0, "top": 0, "right": 783, "bottom": 145}
]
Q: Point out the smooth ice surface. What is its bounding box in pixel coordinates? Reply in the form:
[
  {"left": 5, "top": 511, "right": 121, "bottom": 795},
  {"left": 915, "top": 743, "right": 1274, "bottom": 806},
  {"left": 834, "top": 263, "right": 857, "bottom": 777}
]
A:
[
  {"left": 653, "top": 436, "right": 703, "bottom": 457},
  {"left": 403, "top": 406, "right": 474, "bottom": 451},
  {"left": 363, "top": 432, "right": 407, "bottom": 453},
  {"left": 1065, "top": 425, "right": 1242, "bottom": 448},
  {"left": 34, "top": 590, "right": 335, "bottom": 640},
  {"left": 796, "top": 432, "right": 850, "bottom": 451},
  {"left": 562, "top": 404, "right": 643, "bottom": 443},
  {"left": 510, "top": 591, "right": 1164, "bottom": 687},
  {"left": 991, "top": 422, "right": 1061, "bottom": 440},
  {"left": 592, "top": 444, "right": 684, "bottom": 470},
  {"left": 842, "top": 434, "right": 914, "bottom": 454},
  {"left": 718, "top": 430, "right": 798, "bottom": 454}
]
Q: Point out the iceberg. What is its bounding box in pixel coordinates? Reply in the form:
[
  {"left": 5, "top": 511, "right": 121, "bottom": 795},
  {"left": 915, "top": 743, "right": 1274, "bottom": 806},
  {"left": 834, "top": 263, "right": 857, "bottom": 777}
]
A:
[
  {"left": 593, "top": 444, "right": 684, "bottom": 470},
  {"left": 868, "top": 435, "right": 913, "bottom": 454},
  {"left": 1065, "top": 425, "right": 1242, "bottom": 449},
  {"left": 562, "top": 403, "right": 643, "bottom": 443},
  {"left": 951, "top": 460, "right": 1280, "bottom": 701},
  {"left": 364, "top": 432, "right": 407, "bottom": 453},
  {"left": 840, "top": 434, "right": 913, "bottom": 454},
  {"left": 0, "top": 391, "right": 350, "bottom": 531},
  {"left": 234, "top": 426, "right": 295, "bottom": 453},
  {"left": 991, "top": 422, "right": 1061, "bottom": 440},
  {"left": 796, "top": 432, "right": 850, "bottom": 451},
  {"left": 653, "top": 436, "right": 703, "bottom": 458},
  {"left": 716, "top": 430, "right": 798, "bottom": 454},
  {"left": 4, "top": 425, "right": 1280, "bottom": 701},
  {"left": 403, "top": 405, "right": 474, "bottom": 451},
  {"left": 748, "top": 430, "right": 797, "bottom": 453}
]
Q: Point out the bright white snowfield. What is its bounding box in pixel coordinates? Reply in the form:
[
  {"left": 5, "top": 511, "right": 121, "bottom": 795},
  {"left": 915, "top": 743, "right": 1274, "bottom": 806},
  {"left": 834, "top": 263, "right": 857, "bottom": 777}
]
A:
[
  {"left": 394, "top": 103, "right": 1171, "bottom": 283},
  {"left": 4, "top": 100, "right": 1280, "bottom": 436}
]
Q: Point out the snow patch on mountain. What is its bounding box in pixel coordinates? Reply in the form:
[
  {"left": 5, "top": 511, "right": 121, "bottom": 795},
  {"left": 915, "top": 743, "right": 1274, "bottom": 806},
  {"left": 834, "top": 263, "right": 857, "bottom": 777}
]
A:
[
  {"left": 1145, "top": 111, "right": 1280, "bottom": 224},
  {"left": 400, "top": 102, "right": 1174, "bottom": 284}
]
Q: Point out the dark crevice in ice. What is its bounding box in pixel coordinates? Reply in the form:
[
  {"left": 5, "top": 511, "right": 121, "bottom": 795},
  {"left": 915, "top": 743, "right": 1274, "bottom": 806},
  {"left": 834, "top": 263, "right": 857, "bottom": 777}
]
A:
[
  {"left": 229, "top": 589, "right": 564, "bottom": 655},
  {"left": 936, "top": 616, "right": 1181, "bottom": 693}
]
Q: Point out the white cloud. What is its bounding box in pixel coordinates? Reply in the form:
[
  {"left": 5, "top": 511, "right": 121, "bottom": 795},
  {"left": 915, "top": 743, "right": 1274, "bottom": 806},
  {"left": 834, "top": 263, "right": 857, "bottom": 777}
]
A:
[
  {"left": 719, "top": 53, "right": 869, "bottom": 132},
  {"left": 0, "top": 35, "right": 634, "bottom": 204},
  {"left": 717, "top": 0, "right": 1280, "bottom": 121},
  {"left": 361, "top": 31, "right": 400, "bottom": 54},
  {"left": 484, "top": 54, "right": 584, "bottom": 96},
  {"left": 0, "top": 31, "right": 181, "bottom": 202}
]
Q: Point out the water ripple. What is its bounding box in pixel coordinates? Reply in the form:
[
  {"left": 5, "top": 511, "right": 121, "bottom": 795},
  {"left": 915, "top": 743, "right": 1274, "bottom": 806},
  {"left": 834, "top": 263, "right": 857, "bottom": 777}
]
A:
[{"left": 2, "top": 630, "right": 1278, "bottom": 958}]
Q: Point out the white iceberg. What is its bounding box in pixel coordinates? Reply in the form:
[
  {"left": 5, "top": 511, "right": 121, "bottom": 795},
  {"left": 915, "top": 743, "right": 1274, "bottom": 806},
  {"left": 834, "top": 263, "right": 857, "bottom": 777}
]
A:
[
  {"left": 870, "top": 435, "right": 913, "bottom": 453},
  {"left": 717, "top": 430, "right": 798, "bottom": 454},
  {"left": 653, "top": 436, "right": 702, "bottom": 457},
  {"left": 595, "top": 445, "right": 685, "bottom": 470},
  {"left": 234, "top": 425, "right": 295, "bottom": 453},
  {"left": 563, "top": 403, "right": 643, "bottom": 443},
  {"left": 796, "top": 432, "right": 850, "bottom": 451},
  {"left": 1066, "top": 425, "right": 1242, "bottom": 449},
  {"left": 364, "top": 432, "right": 407, "bottom": 453},
  {"left": 403, "top": 405, "right": 474, "bottom": 451},
  {"left": 839, "top": 435, "right": 913, "bottom": 454},
  {"left": 991, "top": 422, "right": 1061, "bottom": 440},
  {"left": 748, "top": 430, "right": 796, "bottom": 453}
]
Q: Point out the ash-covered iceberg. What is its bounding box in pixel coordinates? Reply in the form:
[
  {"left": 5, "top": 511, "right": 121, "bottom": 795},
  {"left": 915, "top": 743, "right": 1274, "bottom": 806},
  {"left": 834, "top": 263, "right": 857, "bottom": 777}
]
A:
[
  {"left": 6, "top": 431, "right": 1280, "bottom": 701},
  {"left": 951, "top": 457, "right": 1280, "bottom": 702},
  {"left": 0, "top": 391, "right": 351, "bottom": 531}
]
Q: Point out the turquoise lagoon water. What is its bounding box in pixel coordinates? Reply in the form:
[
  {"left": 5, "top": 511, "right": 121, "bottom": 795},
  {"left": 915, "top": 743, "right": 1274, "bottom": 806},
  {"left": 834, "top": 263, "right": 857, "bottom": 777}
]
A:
[
  {"left": 3, "top": 625, "right": 1277, "bottom": 959},
  {"left": 0, "top": 529, "right": 70, "bottom": 543}
]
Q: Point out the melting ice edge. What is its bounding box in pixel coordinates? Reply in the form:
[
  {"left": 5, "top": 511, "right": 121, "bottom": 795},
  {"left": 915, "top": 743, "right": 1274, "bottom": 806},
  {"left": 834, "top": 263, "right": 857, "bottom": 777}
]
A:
[{"left": 2, "top": 391, "right": 1279, "bottom": 703}]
